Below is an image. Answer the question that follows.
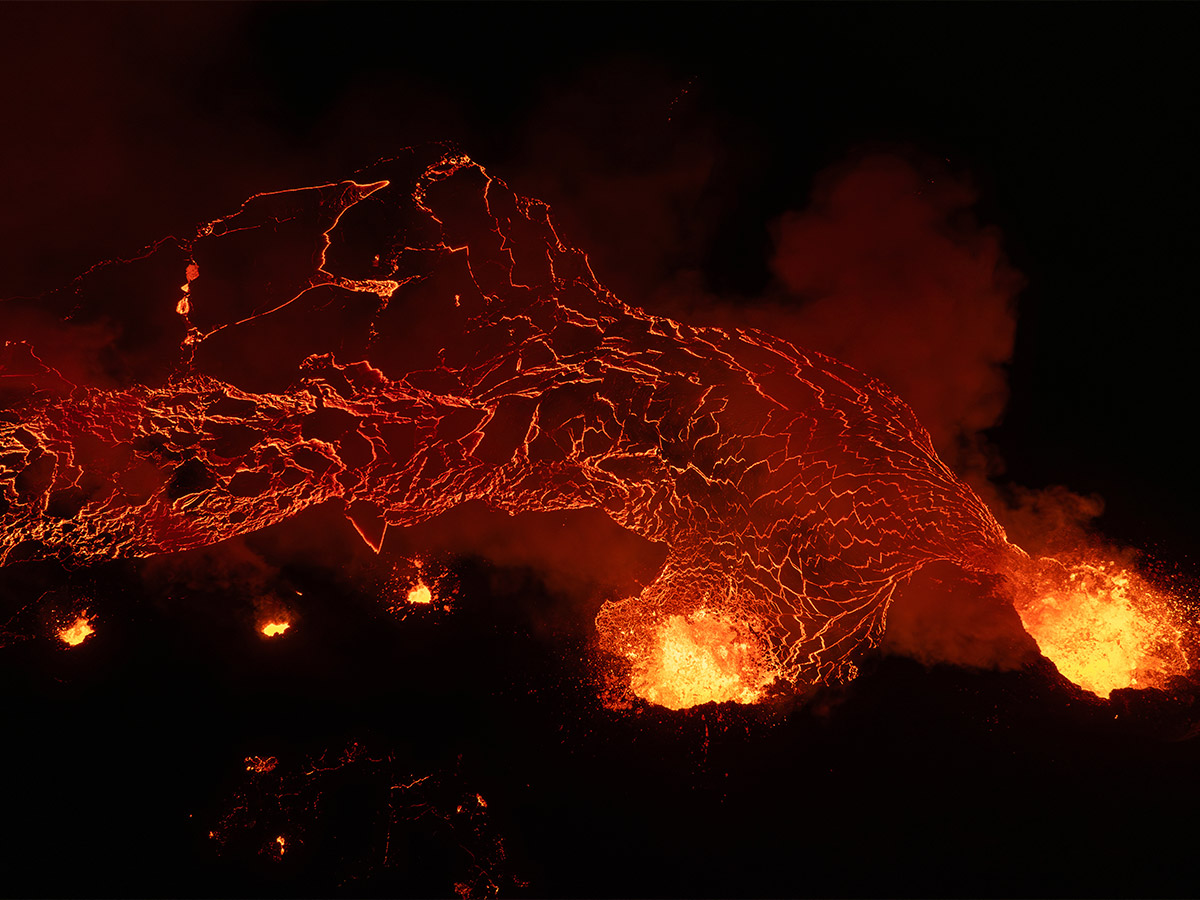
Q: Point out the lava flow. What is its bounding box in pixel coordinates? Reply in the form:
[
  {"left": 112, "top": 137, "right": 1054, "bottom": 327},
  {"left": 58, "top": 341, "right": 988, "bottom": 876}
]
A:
[{"left": 0, "top": 146, "right": 1190, "bottom": 704}]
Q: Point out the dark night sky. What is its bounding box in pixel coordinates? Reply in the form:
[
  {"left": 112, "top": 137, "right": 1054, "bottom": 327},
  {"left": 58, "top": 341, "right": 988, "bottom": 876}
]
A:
[{"left": 2, "top": 3, "right": 1200, "bottom": 897}]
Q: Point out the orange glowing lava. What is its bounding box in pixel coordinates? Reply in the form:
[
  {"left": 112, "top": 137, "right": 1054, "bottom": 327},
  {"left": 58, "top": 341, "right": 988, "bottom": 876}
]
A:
[
  {"left": 9, "top": 147, "right": 1197, "bottom": 706},
  {"left": 625, "top": 608, "right": 778, "bottom": 710},
  {"left": 406, "top": 582, "right": 433, "bottom": 605},
  {"left": 1015, "top": 559, "right": 1188, "bottom": 698},
  {"left": 58, "top": 613, "right": 95, "bottom": 646}
]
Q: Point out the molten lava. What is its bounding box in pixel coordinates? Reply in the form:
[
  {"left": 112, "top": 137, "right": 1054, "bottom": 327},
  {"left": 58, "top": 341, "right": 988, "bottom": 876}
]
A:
[
  {"left": 407, "top": 582, "right": 433, "bottom": 605},
  {"left": 58, "top": 613, "right": 95, "bottom": 647},
  {"left": 630, "top": 609, "right": 777, "bottom": 710},
  {"left": 261, "top": 621, "right": 290, "bottom": 638},
  {"left": 1014, "top": 559, "right": 1188, "bottom": 698},
  {"left": 0, "top": 146, "right": 1191, "bottom": 706}
]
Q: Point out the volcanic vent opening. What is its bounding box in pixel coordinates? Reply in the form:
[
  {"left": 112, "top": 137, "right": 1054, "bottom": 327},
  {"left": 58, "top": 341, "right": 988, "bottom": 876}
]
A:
[
  {"left": 599, "top": 601, "right": 780, "bottom": 711},
  {"left": 1008, "top": 555, "right": 1189, "bottom": 699}
]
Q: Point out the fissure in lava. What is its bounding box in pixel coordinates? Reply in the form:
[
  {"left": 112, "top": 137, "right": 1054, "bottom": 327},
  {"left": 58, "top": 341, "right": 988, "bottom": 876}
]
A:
[{"left": 0, "top": 148, "right": 1187, "bottom": 701}]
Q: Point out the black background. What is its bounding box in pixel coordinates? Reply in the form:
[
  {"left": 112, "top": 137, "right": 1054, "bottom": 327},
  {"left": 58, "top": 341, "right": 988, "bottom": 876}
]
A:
[{"left": 2, "top": 3, "right": 1199, "bottom": 897}]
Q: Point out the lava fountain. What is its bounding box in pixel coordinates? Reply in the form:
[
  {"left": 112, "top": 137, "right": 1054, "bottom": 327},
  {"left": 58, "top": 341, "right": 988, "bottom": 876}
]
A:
[
  {"left": 1003, "top": 553, "right": 1188, "bottom": 698},
  {"left": 0, "top": 147, "right": 1189, "bottom": 704}
]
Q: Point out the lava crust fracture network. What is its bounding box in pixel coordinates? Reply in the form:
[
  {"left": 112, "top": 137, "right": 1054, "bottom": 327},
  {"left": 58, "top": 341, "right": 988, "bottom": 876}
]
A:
[{"left": 0, "top": 148, "right": 1181, "bottom": 697}]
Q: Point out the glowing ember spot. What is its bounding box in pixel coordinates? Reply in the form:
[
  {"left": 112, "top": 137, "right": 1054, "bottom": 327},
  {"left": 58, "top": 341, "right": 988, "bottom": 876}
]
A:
[
  {"left": 276, "top": 835, "right": 286, "bottom": 854},
  {"left": 58, "top": 613, "right": 95, "bottom": 647},
  {"left": 406, "top": 581, "right": 433, "bottom": 605},
  {"left": 629, "top": 609, "right": 777, "bottom": 710},
  {"left": 261, "top": 621, "right": 290, "bottom": 637},
  {"left": 1016, "top": 560, "right": 1188, "bottom": 698}
]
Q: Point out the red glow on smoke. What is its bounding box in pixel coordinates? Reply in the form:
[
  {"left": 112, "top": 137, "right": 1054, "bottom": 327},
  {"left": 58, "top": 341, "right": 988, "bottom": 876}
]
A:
[{"left": 770, "top": 154, "right": 1021, "bottom": 459}]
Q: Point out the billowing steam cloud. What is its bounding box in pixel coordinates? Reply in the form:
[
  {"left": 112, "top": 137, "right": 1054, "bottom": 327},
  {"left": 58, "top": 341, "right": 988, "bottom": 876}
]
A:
[
  {"left": 769, "top": 153, "right": 1022, "bottom": 466},
  {"left": 762, "top": 154, "right": 1120, "bottom": 672}
]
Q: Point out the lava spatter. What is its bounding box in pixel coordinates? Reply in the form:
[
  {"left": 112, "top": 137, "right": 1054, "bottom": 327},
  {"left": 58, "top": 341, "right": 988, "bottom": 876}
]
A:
[
  {"left": 1005, "top": 554, "right": 1189, "bottom": 698},
  {"left": 382, "top": 556, "right": 454, "bottom": 619},
  {"left": 407, "top": 582, "right": 433, "bottom": 605},
  {"left": 0, "top": 146, "right": 1186, "bottom": 700},
  {"left": 57, "top": 611, "right": 95, "bottom": 647}
]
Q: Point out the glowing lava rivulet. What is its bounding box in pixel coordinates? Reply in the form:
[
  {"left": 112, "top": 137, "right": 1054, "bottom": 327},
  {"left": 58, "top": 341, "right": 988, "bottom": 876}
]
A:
[{"left": 0, "top": 147, "right": 1189, "bottom": 703}]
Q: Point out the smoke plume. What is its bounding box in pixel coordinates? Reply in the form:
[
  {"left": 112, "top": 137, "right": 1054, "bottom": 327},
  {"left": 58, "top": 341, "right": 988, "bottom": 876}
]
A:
[{"left": 769, "top": 152, "right": 1023, "bottom": 467}]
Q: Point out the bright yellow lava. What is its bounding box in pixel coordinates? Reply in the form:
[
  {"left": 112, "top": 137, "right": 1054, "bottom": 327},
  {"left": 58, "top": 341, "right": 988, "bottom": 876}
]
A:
[
  {"left": 1017, "top": 561, "right": 1187, "bottom": 698},
  {"left": 58, "top": 614, "right": 95, "bottom": 646},
  {"left": 406, "top": 582, "right": 433, "bottom": 604},
  {"left": 261, "top": 621, "right": 291, "bottom": 637},
  {"left": 631, "top": 609, "right": 775, "bottom": 710}
]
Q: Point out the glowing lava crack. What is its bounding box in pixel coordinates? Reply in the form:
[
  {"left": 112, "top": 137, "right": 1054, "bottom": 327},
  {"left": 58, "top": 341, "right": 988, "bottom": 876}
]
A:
[{"left": 0, "top": 147, "right": 1188, "bottom": 702}]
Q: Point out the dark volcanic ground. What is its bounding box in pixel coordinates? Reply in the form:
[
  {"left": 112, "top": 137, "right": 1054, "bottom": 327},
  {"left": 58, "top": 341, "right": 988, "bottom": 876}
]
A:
[{"left": 5, "top": 512, "right": 1200, "bottom": 897}]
